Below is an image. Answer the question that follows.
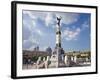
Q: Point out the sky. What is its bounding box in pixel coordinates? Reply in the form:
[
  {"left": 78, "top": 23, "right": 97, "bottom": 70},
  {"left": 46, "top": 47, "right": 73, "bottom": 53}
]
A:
[{"left": 22, "top": 10, "right": 91, "bottom": 52}]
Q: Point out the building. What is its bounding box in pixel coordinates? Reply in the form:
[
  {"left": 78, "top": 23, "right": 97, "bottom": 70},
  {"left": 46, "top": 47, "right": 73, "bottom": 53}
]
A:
[
  {"left": 64, "top": 51, "right": 91, "bottom": 66},
  {"left": 23, "top": 50, "right": 51, "bottom": 65}
]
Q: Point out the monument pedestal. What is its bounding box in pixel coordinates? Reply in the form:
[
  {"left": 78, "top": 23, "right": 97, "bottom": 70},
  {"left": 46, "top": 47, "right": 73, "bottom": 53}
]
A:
[
  {"left": 49, "top": 48, "right": 65, "bottom": 68},
  {"left": 49, "top": 53, "right": 58, "bottom": 68}
]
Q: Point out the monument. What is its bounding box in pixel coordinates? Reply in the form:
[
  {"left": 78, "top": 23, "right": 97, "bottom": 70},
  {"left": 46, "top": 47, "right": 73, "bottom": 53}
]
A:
[{"left": 49, "top": 16, "right": 65, "bottom": 68}]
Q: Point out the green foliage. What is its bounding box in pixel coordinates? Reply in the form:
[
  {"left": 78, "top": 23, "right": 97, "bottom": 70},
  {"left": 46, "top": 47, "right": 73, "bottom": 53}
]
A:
[
  {"left": 32, "top": 56, "right": 38, "bottom": 62},
  {"left": 48, "top": 61, "right": 51, "bottom": 65},
  {"left": 41, "top": 56, "right": 47, "bottom": 61},
  {"left": 41, "top": 57, "right": 43, "bottom": 61}
]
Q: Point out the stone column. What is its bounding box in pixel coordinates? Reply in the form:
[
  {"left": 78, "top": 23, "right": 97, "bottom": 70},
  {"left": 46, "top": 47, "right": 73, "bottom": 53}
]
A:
[
  {"left": 64, "top": 55, "right": 68, "bottom": 65},
  {"left": 43, "top": 57, "right": 45, "bottom": 61},
  {"left": 36, "top": 57, "right": 41, "bottom": 69},
  {"left": 86, "top": 57, "right": 88, "bottom": 62},
  {"left": 47, "top": 56, "right": 49, "bottom": 61},
  {"left": 71, "top": 56, "right": 74, "bottom": 61},
  {"left": 74, "top": 55, "right": 77, "bottom": 63}
]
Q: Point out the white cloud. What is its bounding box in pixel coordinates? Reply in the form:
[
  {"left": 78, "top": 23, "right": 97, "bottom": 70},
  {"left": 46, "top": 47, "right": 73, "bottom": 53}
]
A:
[
  {"left": 81, "top": 21, "right": 90, "bottom": 30},
  {"left": 56, "top": 13, "right": 79, "bottom": 25},
  {"left": 45, "top": 12, "right": 79, "bottom": 28},
  {"left": 23, "top": 35, "right": 39, "bottom": 50},
  {"left": 24, "top": 36, "right": 38, "bottom": 45},
  {"left": 23, "top": 11, "right": 45, "bottom": 37},
  {"left": 23, "top": 11, "right": 46, "bottom": 50},
  {"left": 45, "top": 13, "right": 56, "bottom": 27},
  {"left": 23, "top": 19, "right": 36, "bottom": 32},
  {"left": 23, "top": 11, "right": 36, "bottom": 19},
  {"left": 23, "top": 11, "right": 79, "bottom": 30},
  {"left": 23, "top": 10, "right": 79, "bottom": 28},
  {"left": 45, "top": 13, "right": 52, "bottom": 26},
  {"left": 62, "top": 27, "right": 81, "bottom": 41},
  {"left": 23, "top": 10, "right": 46, "bottom": 21},
  {"left": 35, "top": 29, "right": 44, "bottom": 36}
]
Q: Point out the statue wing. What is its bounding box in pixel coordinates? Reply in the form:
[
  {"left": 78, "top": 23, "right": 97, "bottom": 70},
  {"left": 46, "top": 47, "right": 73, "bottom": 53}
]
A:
[{"left": 57, "top": 17, "right": 59, "bottom": 20}]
